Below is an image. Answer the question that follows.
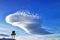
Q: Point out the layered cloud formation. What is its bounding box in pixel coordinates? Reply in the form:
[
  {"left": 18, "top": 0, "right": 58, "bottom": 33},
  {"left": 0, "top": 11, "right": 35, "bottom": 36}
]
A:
[
  {"left": 16, "top": 34, "right": 60, "bottom": 40},
  {"left": 0, "top": 27, "right": 9, "bottom": 37},
  {"left": 5, "top": 11, "right": 53, "bottom": 35}
]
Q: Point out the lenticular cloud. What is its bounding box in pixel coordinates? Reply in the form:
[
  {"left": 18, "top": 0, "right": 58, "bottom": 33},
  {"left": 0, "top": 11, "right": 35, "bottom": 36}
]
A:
[{"left": 5, "top": 11, "right": 53, "bottom": 35}]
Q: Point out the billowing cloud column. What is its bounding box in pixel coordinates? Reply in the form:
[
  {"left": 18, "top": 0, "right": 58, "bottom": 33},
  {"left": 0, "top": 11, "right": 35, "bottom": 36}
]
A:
[{"left": 5, "top": 11, "right": 53, "bottom": 35}]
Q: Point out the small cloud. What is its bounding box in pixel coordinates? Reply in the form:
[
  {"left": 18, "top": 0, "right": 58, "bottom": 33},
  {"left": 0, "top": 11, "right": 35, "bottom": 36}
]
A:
[{"left": 5, "top": 11, "right": 53, "bottom": 35}]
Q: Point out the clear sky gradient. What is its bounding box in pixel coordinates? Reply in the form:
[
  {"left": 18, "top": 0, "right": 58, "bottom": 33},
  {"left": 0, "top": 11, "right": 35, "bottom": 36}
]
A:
[{"left": 0, "top": 0, "right": 60, "bottom": 37}]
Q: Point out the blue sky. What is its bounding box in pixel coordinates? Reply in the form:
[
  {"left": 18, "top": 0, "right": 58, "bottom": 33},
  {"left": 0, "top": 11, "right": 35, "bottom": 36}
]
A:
[{"left": 0, "top": 0, "right": 60, "bottom": 37}]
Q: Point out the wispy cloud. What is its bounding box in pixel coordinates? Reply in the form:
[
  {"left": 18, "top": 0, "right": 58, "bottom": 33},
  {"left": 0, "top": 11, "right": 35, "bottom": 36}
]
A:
[
  {"left": 0, "top": 32, "right": 9, "bottom": 37},
  {"left": 16, "top": 34, "right": 60, "bottom": 40},
  {"left": 0, "top": 24, "right": 10, "bottom": 37},
  {"left": 5, "top": 11, "right": 53, "bottom": 35},
  {"left": 0, "top": 27, "right": 9, "bottom": 30}
]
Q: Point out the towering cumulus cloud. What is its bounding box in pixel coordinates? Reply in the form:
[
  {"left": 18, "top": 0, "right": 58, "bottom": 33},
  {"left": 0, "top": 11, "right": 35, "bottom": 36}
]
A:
[{"left": 5, "top": 11, "right": 53, "bottom": 35}]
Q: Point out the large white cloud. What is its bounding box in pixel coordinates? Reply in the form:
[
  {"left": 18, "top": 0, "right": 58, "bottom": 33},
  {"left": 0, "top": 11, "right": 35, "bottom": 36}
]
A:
[{"left": 5, "top": 11, "right": 53, "bottom": 35}]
